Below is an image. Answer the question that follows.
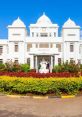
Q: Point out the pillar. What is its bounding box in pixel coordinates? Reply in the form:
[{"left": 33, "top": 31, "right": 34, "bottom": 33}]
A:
[
  {"left": 30, "top": 55, "right": 34, "bottom": 69},
  {"left": 53, "top": 55, "right": 55, "bottom": 66},
  {"left": 35, "top": 56, "right": 38, "bottom": 73},
  {"left": 50, "top": 56, "right": 53, "bottom": 73},
  {"left": 55, "top": 56, "right": 58, "bottom": 65}
]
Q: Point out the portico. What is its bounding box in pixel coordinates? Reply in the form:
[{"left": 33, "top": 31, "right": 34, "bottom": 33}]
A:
[
  {"left": 29, "top": 48, "right": 59, "bottom": 73},
  {"left": 34, "top": 54, "right": 55, "bottom": 73}
]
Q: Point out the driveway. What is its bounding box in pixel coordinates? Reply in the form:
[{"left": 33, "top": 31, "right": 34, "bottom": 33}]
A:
[{"left": 0, "top": 95, "right": 82, "bottom": 117}]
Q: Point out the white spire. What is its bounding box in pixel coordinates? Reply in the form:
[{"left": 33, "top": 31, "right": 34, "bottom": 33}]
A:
[
  {"left": 11, "top": 17, "right": 26, "bottom": 27},
  {"left": 63, "top": 18, "right": 76, "bottom": 27},
  {"left": 36, "top": 13, "right": 52, "bottom": 24}
]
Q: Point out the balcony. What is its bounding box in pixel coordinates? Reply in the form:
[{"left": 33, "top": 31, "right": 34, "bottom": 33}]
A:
[{"left": 29, "top": 48, "right": 59, "bottom": 55}]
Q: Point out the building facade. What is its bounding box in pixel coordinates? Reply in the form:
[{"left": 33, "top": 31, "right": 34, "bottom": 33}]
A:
[{"left": 0, "top": 13, "right": 82, "bottom": 72}]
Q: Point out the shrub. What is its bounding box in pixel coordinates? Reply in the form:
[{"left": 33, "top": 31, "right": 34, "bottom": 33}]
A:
[
  {"left": 0, "top": 76, "right": 82, "bottom": 95},
  {"left": 52, "top": 65, "right": 62, "bottom": 73},
  {"left": 53, "top": 62, "right": 80, "bottom": 76},
  {"left": 0, "top": 63, "right": 6, "bottom": 71},
  {"left": 5, "top": 61, "right": 14, "bottom": 72},
  {"left": 80, "top": 64, "right": 82, "bottom": 72},
  {"left": 5, "top": 62, "right": 30, "bottom": 72},
  {"left": 20, "top": 64, "right": 30, "bottom": 72},
  {"left": 12, "top": 63, "right": 21, "bottom": 72}
]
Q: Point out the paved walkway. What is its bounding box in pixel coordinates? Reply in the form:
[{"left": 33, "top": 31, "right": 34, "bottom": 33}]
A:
[{"left": 0, "top": 96, "right": 82, "bottom": 117}]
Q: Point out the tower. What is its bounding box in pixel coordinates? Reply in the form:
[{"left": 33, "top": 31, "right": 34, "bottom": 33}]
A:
[
  {"left": 7, "top": 17, "right": 27, "bottom": 63},
  {"left": 62, "top": 18, "right": 80, "bottom": 63}
]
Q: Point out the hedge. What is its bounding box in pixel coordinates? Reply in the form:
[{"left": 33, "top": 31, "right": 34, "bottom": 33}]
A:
[
  {"left": 0, "top": 71, "right": 80, "bottom": 78},
  {"left": 0, "top": 76, "right": 82, "bottom": 95}
]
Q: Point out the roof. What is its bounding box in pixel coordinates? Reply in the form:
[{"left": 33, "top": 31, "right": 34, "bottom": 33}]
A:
[
  {"left": 8, "top": 17, "right": 26, "bottom": 28},
  {"left": 30, "top": 13, "right": 58, "bottom": 27},
  {"left": 63, "top": 18, "right": 79, "bottom": 28},
  {"left": 36, "top": 13, "right": 52, "bottom": 25}
]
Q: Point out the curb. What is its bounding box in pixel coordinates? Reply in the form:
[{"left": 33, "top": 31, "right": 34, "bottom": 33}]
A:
[
  {"left": 33, "top": 96, "right": 48, "bottom": 99},
  {"left": 6, "top": 95, "right": 59, "bottom": 99},
  {"left": 6, "top": 95, "right": 76, "bottom": 99},
  {"left": 61, "top": 95, "right": 75, "bottom": 98},
  {"left": 7, "top": 95, "right": 49, "bottom": 99},
  {"left": 7, "top": 95, "right": 32, "bottom": 98},
  {"left": 7, "top": 95, "right": 21, "bottom": 98}
]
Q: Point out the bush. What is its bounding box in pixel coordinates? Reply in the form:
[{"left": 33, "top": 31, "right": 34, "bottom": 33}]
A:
[
  {"left": 53, "top": 62, "right": 80, "bottom": 76},
  {"left": 20, "top": 64, "right": 30, "bottom": 72},
  {"left": 80, "top": 64, "right": 82, "bottom": 72},
  {"left": 5, "top": 61, "right": 14, "bottom": 72},
  {"left": 0, "top": 76, "right": 82, "bottom": 95},
  {"left": 12, "top": 63, "right": 21, "bottom": 72},
  {"left": 0, "top": 63, "right": 6, "bottom": 71}
]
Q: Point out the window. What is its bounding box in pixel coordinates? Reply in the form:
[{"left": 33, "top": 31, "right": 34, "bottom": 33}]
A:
[
  {"left": 0, "top": 46, "right": 3, "bottom": 55},
  {"left": 7, "top": 45, "right": 9, "bottom": 54},
  {"left": 58, "top": 58, "right": 61, "bottom": 64},
  {"left": 27, "top": 43, "right": 32, "bottom": 51},
  {"left": 49, "top": 33, "right": 51, "bottom": 37},
  {"left": 54, "top": 32, "right": 56, "bottom": 37},
  {"left": 32, "top": 32, "right": 34, "bottom": 37},
  {"left": 78, "top": 59, "right": 81, "bottom": 64},
  {"left": 70, "top": 58, "right": 74, "bottom": 63},
  {"left": 39, "top": 43, "right": 49, "bottom": 48},
  {"left": 42, "top": 28, "right": 46, "bottom": 32},
  {"left": 68, "top": 34, "right": 76, "bottom": 36},
  {"left": 50, "top": 43, "right": 53, "bottom": 48},
  {"left": 27, "top": 58, "right": 30, "bottom": 65},
  {"left": 36, "top": 44, "right": 38, "bottom": 48},
  {"left": 56, "top": 44, "right": 61, "bottom": 52},
  {"left": 0, "top": 59, "right": 3, "bottom": 64},
  {"left": 13, "top": 34, "right": 21, "bottom": 36},
  {"left": 14, "top": 58, "right": 18, "bottom": 64},
  {"left": 70, "top": 44, "right": 74, "bottom": 52},
  {"left": 14, "top": 44, "right": 18, "bottom": 52},
  {"left": 40, "top": 33, "right": 48, "bottom": 37},
  {"left": 79, "top": 45, "right": 82, "bottom": 54},
  {"left": 36, "top": 33, "right": 38, "bottom": 37}
]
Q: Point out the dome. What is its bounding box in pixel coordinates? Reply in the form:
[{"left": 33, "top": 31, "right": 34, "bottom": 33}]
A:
[
  {"left": 12, "top": 17, "right": 26, "bottom": 27},
  {"left": 36, "top": 13, "right": 52, "bottom": 25},
  {"left": 63, "top": 18, "right": 76, "bottom": 27}
]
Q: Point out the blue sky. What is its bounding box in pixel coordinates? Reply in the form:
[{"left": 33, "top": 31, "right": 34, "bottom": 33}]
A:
[{"left": 0, "top": 0, "right": 82, "bottom": 38}]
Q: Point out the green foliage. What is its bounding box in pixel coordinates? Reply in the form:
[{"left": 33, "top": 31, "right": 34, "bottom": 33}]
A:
[
  {"left": 0, "top": 76, "right": 82, "bottom": 95},
  {"left": 20, "top": 64, "right": 30, "bottom": 72},
  {"left": 53, "top": 61, "right": 80, "bottom": 74},
  {"left": 5, "top": 61, "right": 14, "bottom": 72},
  {"left": 4, "top": 61, "right": 30, "bottom": 72},
  {"left": 80, "top": 64, "right": 82, "bottom": 72},
  {"left": 0, "top": 63, "right": 6, "bottom": 71}
]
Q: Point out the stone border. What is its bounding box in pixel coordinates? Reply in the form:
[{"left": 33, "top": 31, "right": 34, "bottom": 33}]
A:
[
  {"left": 6, "top": 95, "right": 75, "bottom": 99},
  {"left": 61, "top": 95, "right": 75, "bottom": 98}
]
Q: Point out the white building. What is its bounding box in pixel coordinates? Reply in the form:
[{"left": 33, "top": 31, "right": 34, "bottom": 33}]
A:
[{"left": 0, "top": 13, "right": 82, "bottom": 72}]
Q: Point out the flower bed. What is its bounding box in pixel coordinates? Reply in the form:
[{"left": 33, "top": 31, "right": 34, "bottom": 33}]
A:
[
  {"left": 0, "top": 71, "right": 79, "bottom": 78},
  {"left": 0, "top": 76, "right": 82, "bottom": 95}
]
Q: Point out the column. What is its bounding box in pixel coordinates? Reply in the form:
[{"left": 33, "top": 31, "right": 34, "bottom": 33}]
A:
[
  {"left": 35, "top": 56, "right": 38, "bottom": 73},
  {"left": 30, "top": 55, "right": 34, "bottom": 69},
  {"left": 55, "top": 56, "right": 58, "bottom": 65},
  {"left": 53, "top": 55, "right": 55, "bottom": 66},
  {"left": 50, "top": 56, "right": 53, "bottom": 73}
]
